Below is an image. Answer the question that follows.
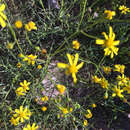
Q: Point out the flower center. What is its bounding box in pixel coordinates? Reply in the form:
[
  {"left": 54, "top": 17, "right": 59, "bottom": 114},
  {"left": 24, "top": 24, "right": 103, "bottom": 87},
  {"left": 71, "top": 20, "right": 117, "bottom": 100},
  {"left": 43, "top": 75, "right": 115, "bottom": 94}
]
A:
[
  {"left": 105, "top": 38, "right": 113, "bottom": 48},
  {"left": 19, "top": 112, "right": 25, "bottom": 118},
  {"left": 69, "top": 65, "right": 78, "bottom": 73}
]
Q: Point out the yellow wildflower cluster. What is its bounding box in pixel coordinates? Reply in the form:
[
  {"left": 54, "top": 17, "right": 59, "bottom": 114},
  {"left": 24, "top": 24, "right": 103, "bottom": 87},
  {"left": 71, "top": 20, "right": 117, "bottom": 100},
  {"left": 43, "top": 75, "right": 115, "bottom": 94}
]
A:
[
  {"left": 57, "top": 53, "right": 84, "bottom": 83},
  {"left": 15, "top": 80, "right": 31, "bottom": 96},
  {"left": 23, "top": 123, "right": 39, "bottom": 130},
  {"left": 104, "top": 10, "right": 116, "bottom": 20},
  {"left": 96, "top": 26, "right": 120, "bottom": 58},
  {"left": 119, "top": 5, "right": 130, "bottom": 14},
  {"left": 15, "top": 20, "right": 23, "bottom": 29},
  {"left": 0, "top": 2, "right": 7, "bottom": 28},
  {"left": 102, "top": 66, "right": 111, "bottom": 74},
  {"left": 72, "top": 40, "right": 80, "bottom": 50},
  {"left": 56, "top": 84, "right": 66, "bottom": 95},
  {"left": 10, "top": 106, "right": 31, "bottom": 126},
  {"left": 85, "top": 109, "right": 92, "bottom": 119},
  {"left": 20, "top": 54, "right": 37, "bottom": 65},
  {"left": 25, "top": 21, "right": 37, "bottom": 31},
  {"left": 92, "top": 64, "right": 129, "bottom": 99}
]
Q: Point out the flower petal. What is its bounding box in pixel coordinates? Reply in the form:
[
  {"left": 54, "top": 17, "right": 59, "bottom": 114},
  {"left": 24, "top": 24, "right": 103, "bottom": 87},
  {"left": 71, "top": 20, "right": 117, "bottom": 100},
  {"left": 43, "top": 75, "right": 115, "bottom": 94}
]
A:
[
  {"left": 96, "top": 39, "right": 105, "bottom": 45},
  {"left": 57, "top": 63, "right": 69, "bottom": 69},
  {"left": 72, "top": 73, "right": 77, "bottom": 83},
  {"left": 67, "top": 53, "right": 73, "bottom": 65},
  {"left": 102, "top": 32, "right": 108, "bottom": 40},
  {"left": 109, "top": 26, "right": 113, "bottom": 38},
  {"left": 76, "top": 62, "right": 84, "bottom": 70},
  {"left": 113, "top": 40, "right": 120, "bottom": 46},
  {"left": 0, "top": 4, "right": 5, "bottom": 12},
  {"left": 74, "top": 53, "right": 79, "bottom": 65}
]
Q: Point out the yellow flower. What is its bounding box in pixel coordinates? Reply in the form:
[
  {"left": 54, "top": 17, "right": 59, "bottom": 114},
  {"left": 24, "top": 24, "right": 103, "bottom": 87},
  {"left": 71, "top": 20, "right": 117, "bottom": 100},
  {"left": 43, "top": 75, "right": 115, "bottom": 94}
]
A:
[
  {"left": 15, "top": 87, "right": 25, "bottom": 96},
  {"left": 56, "top": 84, "right": 66, "bottom": 94},
  {"left": 6, "top": 43, "right": 14, "bottom": 49},
  {"left": 85, "top": 109, "right": 92, "bottom": 119},
  {"left": 57, "top": 53, "right": 84, "bottom": 83},
  {"left": 119, "top": 5, "right": 130, "bottom": 14},
  {"left": 41, "top": 106, "right": 47, "bottom": 111},
  {"left": 102, "top": 66, "right": 111, "bottom": 74},
  {"left": 99, "top": 78, "right": 109, "bottom": 89},
  {"left": 116, "top": 74, "right": 128, "bottom": 86},
  {"left": 96, "top": 26, "right": 120, "bottom": 58},
  {"left": 92, "top": 75, "right": 101, "bottom": 83},
  {"left": 104, "top": 10, "right": 116, "bottom": 20},
  {"left": 72, "top": 40, "right": 80, "bottom": 50},
  {"left": 23, "top": 54, "right": 37, "bottom": 65},
  {"left": 20, "top": 80, "right": 31, "bottom": 92},
  {"left": 123, "top": 81, "right": 130, "bottom": 94},
  {"left": 25, "top": 21, "right": 37, "bottom": 31},
  {"left": 92, "top": 104, "right": 96, "bottom": 108},
  {"left": 41, "top": 95, "right": 48, "bottom": 102},
  {"left": 41, "top": 49, "right": 47, "bottom": 54},
  {"left": 112, "top": 86, "right": 124, "bottom": 98},
  {"left": 0, "top": 3, "right": 7, "bottom": 28},
  {"left": 18, "top": 53, "right": 25, "bottom": 58},
  {"left": 13, "top": 106, "right": 31, "bottom": 123},
  {"left": 37, "top": 65, "right": 42, "bottom": 69},
  {"left": 70, "top": 107, "right": 73, "bottom": 112},
  {"left": 15, "top": 20, "right": 23, "bottom": 29},
  {"left": 83, "top": 120, "right": 88, "bottom": 126},
  {"left": 114, "top": 64, "right": 125, "bottom": 74},
  {"left": 9, "top": 117, "right": 19, "bottom": 126},
  {"left": 23, "top": 123, "right": 39, "bottom": 130},
  {"left": 17, "top": 62, "right": 22, "bottom": 68}
]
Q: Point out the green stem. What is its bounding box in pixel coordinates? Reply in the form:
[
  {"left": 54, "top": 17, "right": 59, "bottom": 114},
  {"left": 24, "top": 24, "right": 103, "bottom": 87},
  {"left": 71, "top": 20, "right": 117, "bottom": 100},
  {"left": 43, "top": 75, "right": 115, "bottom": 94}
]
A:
[
  {"left": 80, "top": 30, "right": 98, "bottom": 39},
  {"left": 77, "top": 0, "right": 87, "bottom": 30}
]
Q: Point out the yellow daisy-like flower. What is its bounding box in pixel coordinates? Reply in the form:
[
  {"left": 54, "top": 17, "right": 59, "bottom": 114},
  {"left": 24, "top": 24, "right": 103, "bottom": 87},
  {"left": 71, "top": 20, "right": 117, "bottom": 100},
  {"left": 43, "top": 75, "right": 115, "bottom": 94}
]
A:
[
  {"left": 114, "top": 64, "right": 125, "bottom": 74},
  {"left": 41, "top": 106, "right": 47, "bottom": 111},
  {"left": 9, "top": 117, "right": 19, "bottom": 126},
  {"left": 112, "top": 86, "right": 124, "bottom": 98},
  {"left": 85, "top": 109, "right": 92, "bottom": 119},
  {"left": 41, "top": 95, "right": 48, "bottom": 102},
  {"left": 102, "top": 66, "right": 111, "bottom": 74},
  {"left": 92, "top": 104, "right": 96, "bottom": 108},
  {"left": 96, "top": 26, "right": 120, "bottom": 58},
  {"left": 56, "top": 84, "right": 66, "bottom": 95},
  {"left": 92, "top": 75, "right": 101, "bottom": 83},
  {"left": 83, "top": 120, "right": 88, "bottom": 126},
  {"left": 6, "top": 43, "right": 14, "bottom": 50},
  {"left": 116, "top": 74, "right": 128, "bottom": 86},
  {"left": 37, "top": 65, "right": 42, "bottom": 69},
  {"left": 20, "top": 80, "right": 31, "bottom": 92},
  {"left": 0, "top": 3, "right": 7, "bottom": 28},
  {"left": 15, "top": 20, "right": 23, "bottom": 29},
  {"left": 17, "top": 62, "right": 22, "bottom": 68},
  {"left": 72, "top": 40, "right": 80, "bottom": 50},
  {"left": 104, "top": 10, "right": 116, "bottom": 20},
  {"left": 23, "top": 123, "right": 39, "bottom": 130},
  {"left": 57, "top": 53, "right": 84, "bottom": 83},
  {"left": 13, "top": 106, "right": 31, "bottom": 123},
  {"left": 23, "top": 54, "right": 37, "bottom": 65},
  {"left": 15, "top": 87, "right": 25, "bottom": 96},
  {"left": 123, "top": 81, "right": 130, "bottom": 94},
  {"left": 99, "top": 78, "right": 109, "bottom": 89},
  {"left": 25, "top": 21, "right": 37, "bottom": 31},
  {"left": 119, "top": 5, "right": 130, "bottom": 14}
]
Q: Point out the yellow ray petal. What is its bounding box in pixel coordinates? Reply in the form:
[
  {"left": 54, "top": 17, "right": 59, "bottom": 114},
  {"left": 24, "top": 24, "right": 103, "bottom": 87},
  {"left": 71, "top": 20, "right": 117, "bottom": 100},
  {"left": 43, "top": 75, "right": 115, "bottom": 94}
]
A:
[
  {"left": 102, "top": 32, "right": 108, "bottom": 40},
  {"left": 96, "top": 39, "right": 105, "bottom": 45},
  {"left": 67, "top": 53, "right": 73, "bottom": 65},
  {"left": 72, "top": 73, "right": 77, "bottom": 83},
  {"left": 109, "top": 26, "right": 113, "bottom": 38},
  {"left": 0, "top": 16, "right": 6, "bottom": 28},
  {"left": 0, "top": 12, "right": 7, "bottom": 20},
  {"left": 57, "top": 63, "right": 69, "bottom": 69},
  {"left": 76, "top": 62, "right": 84, "bottom": 70},
  {"left": 74, "top": 53, "right": 79, "bottom": 65},
  {"left": 0, "top": 4, "right": 5, "bottom": 12},
  {"left": 113, "top": 40, "right": 120, "bottom": 46}
]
